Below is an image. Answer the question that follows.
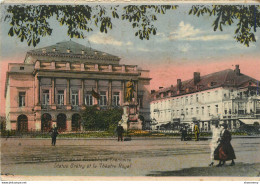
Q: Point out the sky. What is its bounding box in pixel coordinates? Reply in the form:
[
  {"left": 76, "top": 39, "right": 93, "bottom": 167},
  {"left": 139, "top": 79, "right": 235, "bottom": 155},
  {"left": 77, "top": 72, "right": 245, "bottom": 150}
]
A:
[{"left": 0, "top": 4, "right": 260, "bottom": 116}]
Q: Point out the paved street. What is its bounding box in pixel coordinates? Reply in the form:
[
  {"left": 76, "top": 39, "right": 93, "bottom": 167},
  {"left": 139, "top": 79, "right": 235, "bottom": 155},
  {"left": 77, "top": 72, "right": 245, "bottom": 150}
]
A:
[{"left": 1, "top": 137, "right": 260, "bottom": 177}]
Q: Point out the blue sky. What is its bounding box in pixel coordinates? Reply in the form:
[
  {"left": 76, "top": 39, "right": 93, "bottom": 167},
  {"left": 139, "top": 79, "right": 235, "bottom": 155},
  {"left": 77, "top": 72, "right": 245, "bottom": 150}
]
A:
[{"left": 1, "top": 4, "right": 259, "bottom": 66}]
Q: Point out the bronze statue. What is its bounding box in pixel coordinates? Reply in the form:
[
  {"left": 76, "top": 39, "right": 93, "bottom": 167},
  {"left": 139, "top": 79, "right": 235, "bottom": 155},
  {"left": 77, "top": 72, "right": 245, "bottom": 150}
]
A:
[{"left": 126, "top": 79, "right": 135, "bottom": 102}]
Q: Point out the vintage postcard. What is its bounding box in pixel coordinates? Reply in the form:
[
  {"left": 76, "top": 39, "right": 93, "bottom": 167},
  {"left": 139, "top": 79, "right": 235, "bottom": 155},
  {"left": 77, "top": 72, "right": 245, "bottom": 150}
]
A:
[{"left": 0, "top": 0, "right": 260, "bottom": 182}]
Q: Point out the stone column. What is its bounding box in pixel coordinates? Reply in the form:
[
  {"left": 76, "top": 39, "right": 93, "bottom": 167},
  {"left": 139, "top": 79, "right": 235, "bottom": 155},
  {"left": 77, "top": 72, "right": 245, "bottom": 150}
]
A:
[
  {"left": 81, "top": 79, "right": 84, "bottom": 105},
  {"left": 66, "top": 120, "right": 72, "bottom": 132},
  {"left": 94, "top": 80, "right": 99, "bottom": 105},
  {"left": 134, "top": 80, "right": 138, "bottom": 102},
  {"left": 122, "top": 80, "right": 125, "bottom": 104},
  {"left": 37, "top": 77, "right": 41, "bottom": 105},
  {"left": 108, "top": 80, "right": 112, "bottom": 106},
  {"left": 66, "top": 79, "right": 70, "bottom": 105},
  {"left": 66, "top": 79, "right": 71, "bottom": 110},
  {"left": 51, "top": 78, "right": 56, "bottom": 109}
]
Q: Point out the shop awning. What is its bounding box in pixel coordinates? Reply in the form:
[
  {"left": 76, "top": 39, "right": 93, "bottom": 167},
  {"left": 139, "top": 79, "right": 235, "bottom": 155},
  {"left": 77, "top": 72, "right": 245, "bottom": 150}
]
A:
[{"left": 239, "top": 119, "right": 260, "bottom": 125}]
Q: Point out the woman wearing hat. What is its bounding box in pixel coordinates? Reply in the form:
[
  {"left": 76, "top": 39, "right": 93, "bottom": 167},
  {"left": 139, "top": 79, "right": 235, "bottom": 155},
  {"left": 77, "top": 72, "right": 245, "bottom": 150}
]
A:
[
  {"left": 215, "top": 123, "right": 236, "bottom": 167},
  {"left": 209, "top": 120, "right": 223, "bottom": 166}
]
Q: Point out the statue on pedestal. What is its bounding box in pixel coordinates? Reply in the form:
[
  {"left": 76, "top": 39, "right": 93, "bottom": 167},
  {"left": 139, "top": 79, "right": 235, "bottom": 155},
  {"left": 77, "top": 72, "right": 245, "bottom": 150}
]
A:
[{"left": 126, "top": 79, "right": 135, "bottom": 102}]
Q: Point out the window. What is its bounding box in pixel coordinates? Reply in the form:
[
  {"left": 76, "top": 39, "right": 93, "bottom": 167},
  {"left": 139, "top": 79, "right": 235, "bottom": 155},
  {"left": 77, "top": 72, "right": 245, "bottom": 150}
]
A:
[
  {"left": 113, "top": 92, "right": 120, "bottom": 106},
  {"left": 186, "top": 108, "right": 189, "bottom": 115},
  {"left": 191, "top": 108, "right": 194, "bottom": 115},
  {"left": 196, "top": 107, "right": 199, "bottom": 114},
  {"left": 190, "top": 95, "right": 193, "bottom": 104},
  {"left": 181, "top": 109, "right": 184, "bottom": 114},
  {"left": 99, "top": 91, "right": 107, "bottom": 106},
  {"left": 172, "top": 110, "right": 175, "bottom": 117},
  {"left": 215, "top": 105, "right": 219, "bottom": 114},
  {"left": 196, "top": 94, "right": 199, "bottom": 102},
  {"left": 201, "top": 106, "right": 204, "bottom": 115},
  {"left": 208, "top": 106, "right": 211, "bottom": 116},
  {"left": 57, "top": 90, "right": 64, "bottom": 105},
  {"left": 215, "top": 90, "right": 218, "bottom": 97},
  {"left": 177, "top": 110, "right": 179, "bottom": 116},
  {"left": 19, "top": 92, "right": 26, "bottom": 107},
  {"left": 20, "top": 66, "right": 24, "bottom": 70},
  {"left": 85, "top": 91, "right": 93, "bottom": 106},
  {"left": 42, "top": 90, "right": 49, "bottom": 105},
  {"left": 207, "top": 92, "right": 210, "bottom": 100},
  {"left": 71, "top": 90, "right": 79, "bottom": 106},
  {"left": 185, "top": 97, "right": 188, "bottom": 105},
  {"left": 201, "top": 93, "right": 204, "bottom": 102}
]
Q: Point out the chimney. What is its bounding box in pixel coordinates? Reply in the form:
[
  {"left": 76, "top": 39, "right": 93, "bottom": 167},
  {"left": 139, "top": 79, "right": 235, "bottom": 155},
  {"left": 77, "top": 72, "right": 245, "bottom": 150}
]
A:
[
  {"left": 194, "top": 72, "right": 200, "bottom": 85},
  {"left": 177, "top": 79, "right": 182, "bottom": 91},
  {"left": 235, "top": 65, "right": 240, "bottom": 75}
]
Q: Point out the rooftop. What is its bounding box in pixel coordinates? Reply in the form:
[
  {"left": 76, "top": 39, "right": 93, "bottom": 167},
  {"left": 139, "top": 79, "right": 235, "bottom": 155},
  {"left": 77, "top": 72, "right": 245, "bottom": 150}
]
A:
[
  {"left": 152, "top": 66, "right": 259, "bottom": 99},
  {"left": 25, "top": 40, "right": 120, "bottom": 64}
]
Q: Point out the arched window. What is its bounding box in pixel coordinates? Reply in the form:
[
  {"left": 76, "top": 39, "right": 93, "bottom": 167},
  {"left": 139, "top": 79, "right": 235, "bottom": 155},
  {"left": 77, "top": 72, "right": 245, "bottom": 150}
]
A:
[{"left": 17, "top": 114, "right": 28, "bottom": 132}]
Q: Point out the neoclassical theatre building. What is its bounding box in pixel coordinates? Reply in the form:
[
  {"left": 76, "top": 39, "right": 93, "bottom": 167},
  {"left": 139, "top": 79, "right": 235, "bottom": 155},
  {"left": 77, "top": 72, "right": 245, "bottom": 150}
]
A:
[
  {"left": 150, "top": 65, "right": 260, "bottom": 132},
  {"left": 5, "top": 41, "right": 151, "bottom": 132}
]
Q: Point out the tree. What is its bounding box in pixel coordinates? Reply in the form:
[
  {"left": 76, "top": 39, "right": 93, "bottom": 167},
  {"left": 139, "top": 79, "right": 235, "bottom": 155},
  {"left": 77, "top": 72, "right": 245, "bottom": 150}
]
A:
[
  {"left": 81, "top": 105, "right": 122, "bottom": 131},
  {"left": 189, "top": 5, "right": 259, "bottom": 47},
  {"left": 3, "top": 5, "right": 177, "bottom": 47},
  {"left": 0, "top": 116, "right": 6, "bottom": 131},
  {"left": 3, "top": 5, "right": 259, "bottom": 47}
]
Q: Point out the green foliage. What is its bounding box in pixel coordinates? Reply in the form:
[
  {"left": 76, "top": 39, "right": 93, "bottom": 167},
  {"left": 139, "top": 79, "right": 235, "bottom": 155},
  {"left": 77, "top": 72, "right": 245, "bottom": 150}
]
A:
[
  {"left": 81, "top": 105, "right": 123, "bottom": 132},
  {"left": 4, "top": 5, "right": 259, "bottom": 47},
  {"left": 0, "top": 116, "right": 6, "bottom": 131},
  {"left": 122, "top": 5, "right": 177, "bottom": 40},
  {"left": 189, "top": 5, "right": 260, "bottom": 47},
  {"left": 4, "top": 4, "right": 177, "bottom": 46}
]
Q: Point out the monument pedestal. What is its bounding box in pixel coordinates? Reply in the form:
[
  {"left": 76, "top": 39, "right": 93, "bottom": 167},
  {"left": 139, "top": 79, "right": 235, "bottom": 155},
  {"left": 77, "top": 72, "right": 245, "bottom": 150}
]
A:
[{"left": 120, "top": 101, "right": 142, "bottom": 131}]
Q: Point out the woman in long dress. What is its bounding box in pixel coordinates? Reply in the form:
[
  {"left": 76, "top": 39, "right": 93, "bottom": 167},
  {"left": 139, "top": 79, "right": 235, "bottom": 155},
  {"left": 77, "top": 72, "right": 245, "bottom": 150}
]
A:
[
  {"left": 209, "top": 120, "right": 223, "bottom": 166},
  {"left": 215, "top": 123, "right": 236, "bottom": 167}
]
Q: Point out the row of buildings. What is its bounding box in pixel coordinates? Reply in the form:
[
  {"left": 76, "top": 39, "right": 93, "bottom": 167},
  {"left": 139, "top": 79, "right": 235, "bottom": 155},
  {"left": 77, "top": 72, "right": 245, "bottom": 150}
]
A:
[
  {"left": 150, "top": 65, "right": 260, "bottom": 132},
  {"left": 4, "top": 41, "right": 260, "bottom": 132}
]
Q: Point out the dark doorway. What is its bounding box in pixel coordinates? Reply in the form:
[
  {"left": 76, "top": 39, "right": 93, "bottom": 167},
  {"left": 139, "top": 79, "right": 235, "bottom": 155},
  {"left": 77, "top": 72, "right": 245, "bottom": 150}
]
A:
[
  {"left": 41, "top": 113, "right": 52, "bottom": 132},
  {"left": 72, "top": 114, "right": 81, "bottom": 131},
  {"left": 57, "top": 113, "right": 66, "bottom": 132},
  {"left": 17, "top": 114, "right": 28, "bottom": 132}
]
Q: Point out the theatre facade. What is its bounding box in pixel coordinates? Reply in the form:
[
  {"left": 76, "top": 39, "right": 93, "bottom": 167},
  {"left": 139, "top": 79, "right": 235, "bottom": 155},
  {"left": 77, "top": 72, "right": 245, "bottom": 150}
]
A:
[{"left": 5, "top": 40, "right": 151, "bottom": 132}]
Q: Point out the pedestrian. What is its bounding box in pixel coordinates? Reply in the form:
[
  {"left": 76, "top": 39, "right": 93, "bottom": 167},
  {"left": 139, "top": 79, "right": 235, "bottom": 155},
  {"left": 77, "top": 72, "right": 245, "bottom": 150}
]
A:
[
  {"left": 50, "top": 126, "right": 59, "bottom": 146},
  {"left": 215, "top": 123, "right": 236, "bottom": 167},
  {"left": 116, "top": 123, "right": 124, "bottom": 141},
  {"left": 194, "top": 122, "right": 200, "bottom": 141},
  {"left": 180, "top": 126, "right": 187, "bottom": 141},
  {"left": 209, "top": 120, "right": 223, "bottom": 166}
]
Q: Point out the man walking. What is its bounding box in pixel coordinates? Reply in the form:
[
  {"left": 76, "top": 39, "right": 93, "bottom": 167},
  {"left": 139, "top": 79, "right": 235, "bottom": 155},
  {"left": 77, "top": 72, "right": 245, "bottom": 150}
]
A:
[
  {"left": 116, "top": 123, "right": 124, "bottom": 141},
  {"left": 50, "top": 126, "right": 59, "bottom": 146},
  {"left": 194, "top": 122, "right": 200, "bottom": 141}
]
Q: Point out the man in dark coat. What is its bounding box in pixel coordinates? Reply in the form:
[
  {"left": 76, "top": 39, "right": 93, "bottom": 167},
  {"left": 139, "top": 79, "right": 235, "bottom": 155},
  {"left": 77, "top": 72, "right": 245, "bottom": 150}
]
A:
[
  {"left": 116, "top": 124, "right": 124, "bottom": 141},
  {"left": 50, "top": 126, "right": 59, "bottom": 146},
  {"left": 214, "top": 123, "right": 236, "bottom": 167},
  {"left": 180, "top": 126, "right": 187, "bottom": 141}
]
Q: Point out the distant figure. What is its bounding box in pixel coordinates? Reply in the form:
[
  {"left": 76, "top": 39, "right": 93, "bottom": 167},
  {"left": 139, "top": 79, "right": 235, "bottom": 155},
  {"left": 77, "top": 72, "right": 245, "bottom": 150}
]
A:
[
  {"left": 126, "top": 79, "right": 135, "bottom": 102},
  {"left": 180, "top": 126, "right": 187, "bottom": 141},
  {"left": 116, "top": 124, "right": 124, "bottom": 142},
  {"left": 50, "top": 126, "right": 59, "bottom": 146},
  {"left": 209, "top": 121, "right": 223, "bottom": 166},
  {"left": 194, "top": 122, "right": 200, "bottom": 141},
  {"left": 215, "top": 123, "right": 236, "bottom": 167}
]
